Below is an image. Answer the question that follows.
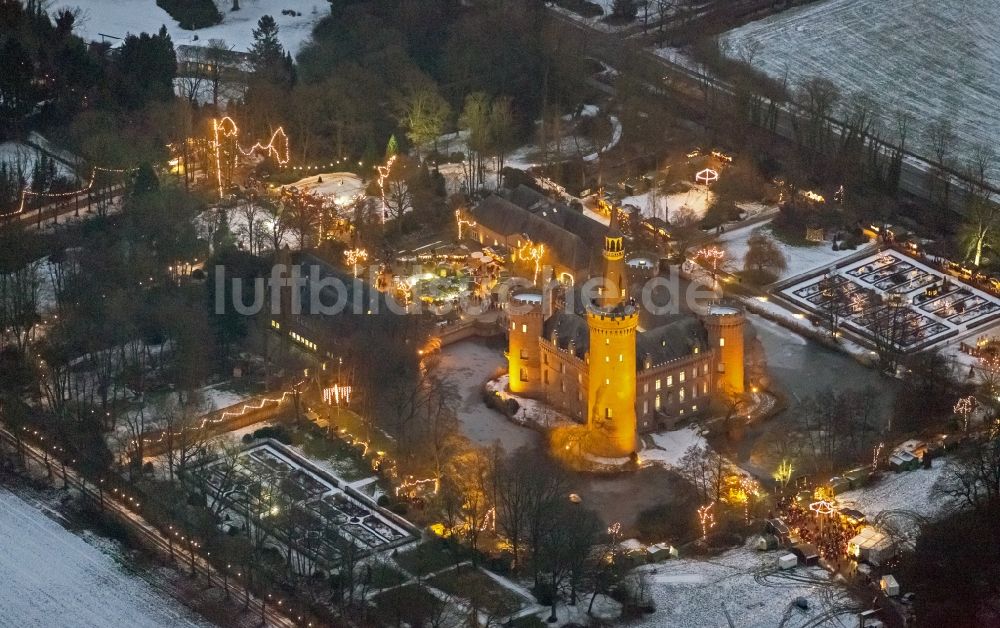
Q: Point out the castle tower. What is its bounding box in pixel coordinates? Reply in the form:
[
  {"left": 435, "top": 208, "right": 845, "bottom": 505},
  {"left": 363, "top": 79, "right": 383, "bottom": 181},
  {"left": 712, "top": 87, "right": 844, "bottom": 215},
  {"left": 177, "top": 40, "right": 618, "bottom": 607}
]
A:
[
  {"left": 703, "top": 304, "right": 746, "bottom": 395},
  {"left": 586, "top": 304, "right": 640, "bottom": 457},
  {"left": 584, "top": 210, "right": 640, "bottom": 457},
  {"left": 507, "top": 293, "right": 545, "bottom": 396},
  {"left": 598, "top": 208, "right": 627, "bottom": 308}
]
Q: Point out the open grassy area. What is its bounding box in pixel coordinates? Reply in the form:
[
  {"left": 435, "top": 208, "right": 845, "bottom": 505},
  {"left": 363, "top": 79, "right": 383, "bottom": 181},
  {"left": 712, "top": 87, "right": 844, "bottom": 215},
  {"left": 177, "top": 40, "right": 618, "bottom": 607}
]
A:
[
  {"left": 426, "top": 565, "right": 526, "bottom": 618},
  {"left": 371, "top": 584, "right": 445, "bottom": 626},
  {"left": 394, "top": 541, "right": 461, "bottom": 577}
]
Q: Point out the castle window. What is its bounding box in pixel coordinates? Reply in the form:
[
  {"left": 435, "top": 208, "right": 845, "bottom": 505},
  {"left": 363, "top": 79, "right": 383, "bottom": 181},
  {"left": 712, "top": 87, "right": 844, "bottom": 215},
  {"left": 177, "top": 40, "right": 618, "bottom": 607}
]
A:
[
  {"left": 693, "top": 346, "right": 699, "bottom": 354},
  {"left": 667, "top": 375, "right": 673, "bottom": 387},
  {"left": 605, "top": 337, "right": 610, "bottom": 345},
  {"left": 679, "top": 371, "right": 686, "bottom": 383},
  {"left": 719, "top": 337, "right": 725, "bottom": 347},
  {"left": 703, "top": 382, "right": 709, "bottom": 394},
  {"left": 520, "top": 348, "right": 528, "bottom": 359},
  {"left": 643, "top": 383, "right": 649, "bottom": 394},
  {"left": 512, "top": 321, "right": 516, "bottom": 331},
  {"left": 605, "top": 408, "right": 613, "bottom": 419},
  {"left": 522, "top": 324, "right": 527, "bottom": 333},
  {"left": 679, "top": 387, "right": 686, "bottom": 402},
  {"left": 655, "top": 394, "right": 661, "bottom": 410},
  {"left": 544, "top": 371, "right": 549, "bottom": 384},
  {"left": 692, "top": 386, "right": 698, "bottom": 399},
  {"left": 692, "top": 405, "right": 698, "bottom": 412},
  {"left": 703, "top": 363, "right": 709, "bottom": 375},
  {"left": 561, "top": 381, "right": 566, "bottom": 392},
  {"left": 520, "top": 369, "right": 528, "bottom": 382},
  {"left": 619, "top": 354, "right": 624, "bottom": 362},
  {"left": 561, "top": 363, "right": 566, "bottom": 374},
  {"left": 605, "top": 356, "right": 610, "bottom": 363},
  {"left": 643, "top": 400, "right": 649, "bottom": 414},
  {"left": 655, "top": 379, "right": 661, "bottom": 391},
  {"left": 605, "top": 378, "right": 610, "bottom": 386}
]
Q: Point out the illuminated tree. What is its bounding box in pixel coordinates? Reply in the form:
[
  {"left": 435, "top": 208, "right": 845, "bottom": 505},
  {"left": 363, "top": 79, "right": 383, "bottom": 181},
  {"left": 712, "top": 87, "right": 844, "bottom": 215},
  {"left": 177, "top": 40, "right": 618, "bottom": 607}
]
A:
[{"left": 398, "top": 86, "right": 451, "bottom": 160}]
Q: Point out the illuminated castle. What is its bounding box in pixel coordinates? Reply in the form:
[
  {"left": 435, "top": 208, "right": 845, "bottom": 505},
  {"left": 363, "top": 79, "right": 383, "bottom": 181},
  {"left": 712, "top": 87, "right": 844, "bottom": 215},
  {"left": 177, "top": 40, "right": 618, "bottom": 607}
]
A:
[{"left": 507, "top": 211, "right": 746, "bottom": 458}]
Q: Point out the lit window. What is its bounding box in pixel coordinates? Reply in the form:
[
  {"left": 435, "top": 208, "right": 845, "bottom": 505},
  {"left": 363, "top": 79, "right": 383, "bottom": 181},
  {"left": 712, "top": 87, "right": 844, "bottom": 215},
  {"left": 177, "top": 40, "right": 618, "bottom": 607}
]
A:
[
  {"left": 619, "top": 354, "right": 623, "bottom": 362},
  {"left": 667, "top": 375, "right": 673, "bottom": 387},
  {"left": 679, "top": 387, "right": 686, "bottom": 401},
  {"left": 655, "top": 394, "right": 661, "bottom": 410},
  {"left": 692, "top": 405, "right": 698, "bottom": 411},
  {"left": 605, "top": 356, "right": 610, "bottom": 363},
  {"left": 643, "top": 383, "right": 649, "bottom": 394},
  {"left": 522, "top": 324, "right": 527, "bottom": 333},
  {"left": 655, "top": 379, "right": 662, "bottom": 391},
  {"left": 605, "top": 337, "right": 610, "bottom": 345},
  {"left": 643, "top": 400, "right": 649, "bottom": 414},
  {"left": 512, "top": 321, "right": 516, "bottom": 330},
  {"left": 679, "top": 371, "right": 686, "bottom": 383},
  {"left": 605, "top": 408, "right": 613, "bottom": 419},
  {"left": 693, "top": 346, "right": 699, "bottom": 354},
  {"left": 703, "top": 382, "right": 708, "bottom": 394},
  {"left": 719, "top": 337, "right": 725, "bottom": 347},
  {"left": 703, "top": 363, "right": 709, "bottom": 375},
  {"left": 605, "top": 378, "right": 610, "bottom": 386}
]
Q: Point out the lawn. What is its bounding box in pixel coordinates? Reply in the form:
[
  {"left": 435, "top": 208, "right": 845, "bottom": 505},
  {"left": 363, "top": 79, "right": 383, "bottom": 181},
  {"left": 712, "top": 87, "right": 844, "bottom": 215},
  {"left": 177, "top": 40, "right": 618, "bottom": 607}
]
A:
[
  {"left": 394, "top": 541, "right": 462, "bottom": 577},
  {"left": 426, "top": 565, "right": 526, "bottom": 618}
]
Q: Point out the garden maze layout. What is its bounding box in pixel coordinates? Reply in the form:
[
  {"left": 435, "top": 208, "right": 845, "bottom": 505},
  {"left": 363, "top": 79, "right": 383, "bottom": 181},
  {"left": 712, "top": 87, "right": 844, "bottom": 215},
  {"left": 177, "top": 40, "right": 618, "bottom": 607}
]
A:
[
  {"left": 780, "top": 251, "right": 1000, "bottom": 351},
  {"left": 191, "top": 442, "right": 415, "bottom": 571}
]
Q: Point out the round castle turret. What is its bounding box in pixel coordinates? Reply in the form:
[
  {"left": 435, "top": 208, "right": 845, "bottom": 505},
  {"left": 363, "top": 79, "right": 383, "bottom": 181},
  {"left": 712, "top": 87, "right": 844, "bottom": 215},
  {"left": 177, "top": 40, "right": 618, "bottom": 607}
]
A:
[
  {"left": 586, "top": 303, "right": 639, "bottom": 458},
  {"left": 703, "top": 303, "right": 746, "bottom": 395},
  {"left": 507, "top": 293, "right": 545, "bottom": 396}
]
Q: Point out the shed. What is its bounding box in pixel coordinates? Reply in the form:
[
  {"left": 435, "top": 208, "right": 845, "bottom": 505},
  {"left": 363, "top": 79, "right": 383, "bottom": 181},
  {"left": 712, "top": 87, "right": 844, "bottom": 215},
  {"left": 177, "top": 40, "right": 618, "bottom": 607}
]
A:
[
  {"left": 828, "top": 476, "right": 851, "bottom": 495},
  {"left": 839, "top": 508, "right": 867, "bottom": 526},
  {"left": 880, "top": 574, "right": 900, "bottom": 597},
  {"left": 792, "top": 543, "right": 819, "bottom": 566},
  {"left": 888, "top": 450, "right": 919, "bottom": 471},
  {"left": 646, "top": 542, "right": 674, "bottom": 562},
  {"left": 844, "top": 467, "right": 872, "bottom": 488},
  {"left": 754, "top": 534, "right": 779, "bottom": 551},
  {"left": 778, "top": 554, "right": 798, "bottom": 570},
  {"left": 848, "top": 526, "right": 896, "bottom": 566},
  {"left": 766, "top": 518, "right": 791, "bottom": 545}
]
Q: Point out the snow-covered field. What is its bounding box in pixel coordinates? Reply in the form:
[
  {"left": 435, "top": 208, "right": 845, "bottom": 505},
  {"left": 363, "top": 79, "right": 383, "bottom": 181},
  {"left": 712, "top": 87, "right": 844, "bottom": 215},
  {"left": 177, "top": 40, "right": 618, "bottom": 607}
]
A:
[
  {"left": 836, "top": 458, "right": 953, "bottom": 531},
  {"left": 0, "top": 487, "right": 211, "bottom": 627},
  {"left": 284, "top": 171, "right": 365, "bottom": 206},
  {"left": 69, "top": 0, "right": 328, "bottom": 54},
  {"left": 0, "top": 141, "right": 76, "bottom": 185},
  {"left": 723, "top": 0, "right": 1000, "bottom": 183},
  {"left": 716, "top": 220, "right": 873, "bottom": 281},
  {"left": 635, "top": 544, "right": 858, "bottom": 627},
  {"left": 621, "top": 184, "right": 715, "bottom": 222},
  {"left": 640, "top": 426, "right": 707, "bottom": 468}
]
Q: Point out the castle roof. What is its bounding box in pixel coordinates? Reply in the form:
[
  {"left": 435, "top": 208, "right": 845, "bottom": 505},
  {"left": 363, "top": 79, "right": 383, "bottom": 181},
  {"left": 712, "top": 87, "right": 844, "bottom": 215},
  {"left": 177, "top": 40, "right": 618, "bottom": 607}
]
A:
[
  {"left": 504, "top": 185, "right": 607, "bottom": 249},
  {"left": 637, "top": 317, "right": 709, "bottom": 365},
  {"left": 470, "top": 195, "right": 591, "bottom": 272},
  {"left": 543, "top": 310, "right": 590, "bottom": 358},
  {"left": 542, "top": 308, "right": 708, "bottom": 368}
]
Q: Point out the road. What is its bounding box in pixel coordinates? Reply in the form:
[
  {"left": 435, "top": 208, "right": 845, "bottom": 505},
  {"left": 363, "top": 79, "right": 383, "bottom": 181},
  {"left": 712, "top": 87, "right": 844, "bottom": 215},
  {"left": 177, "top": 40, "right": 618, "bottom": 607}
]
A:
[{"left": 0, "top": 428, "right": 299, "bottom": 628}]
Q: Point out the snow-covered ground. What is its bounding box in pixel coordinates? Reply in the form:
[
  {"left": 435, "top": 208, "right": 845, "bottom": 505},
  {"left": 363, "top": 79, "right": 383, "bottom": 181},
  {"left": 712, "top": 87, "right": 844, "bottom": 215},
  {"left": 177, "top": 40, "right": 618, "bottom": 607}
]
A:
[
  {"left": 716, "top": 220, "right": 873, "bottom": 281},
  {"left": 635, "top": 544, "right": 858, "bottom": 627},
  {"left": 836, "top": 458, "right": 953, "bottom": 531},
  {"left": 621, "top": 184, "right": 715, "bottom": 221},
  {"left": 69, "top": 0, "right": 328, "bottom": 55},
  {"left": 640, "top": 426, "right": 707, "bottom": 468},
  {"left": 722, "top": 0, "right": 1000, "bottom": 184},
  {"left": 0, "top": 487, "right": 212, "bottom": 627},
  {"left": 284, "top": 171, "right": 366, "bottom": 206},
  {"left": 0, "top": 141, "right": 76, "bottom": 186}
]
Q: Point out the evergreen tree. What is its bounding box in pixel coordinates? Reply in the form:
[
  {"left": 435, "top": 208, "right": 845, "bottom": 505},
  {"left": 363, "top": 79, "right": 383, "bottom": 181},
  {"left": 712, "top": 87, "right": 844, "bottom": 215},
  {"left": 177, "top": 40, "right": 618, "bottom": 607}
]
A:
[{"left": 249, "top": 15, "right": 288, "bottom": 83}]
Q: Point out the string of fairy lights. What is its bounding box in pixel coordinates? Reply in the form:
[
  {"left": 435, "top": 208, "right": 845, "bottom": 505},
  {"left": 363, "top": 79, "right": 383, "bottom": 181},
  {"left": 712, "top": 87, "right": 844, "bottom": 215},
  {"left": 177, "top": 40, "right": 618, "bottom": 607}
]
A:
[{"left": 7, "top": 165, "right": 135, "bottom": 217}]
